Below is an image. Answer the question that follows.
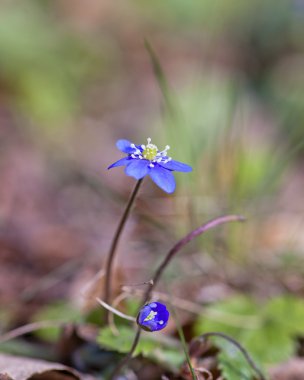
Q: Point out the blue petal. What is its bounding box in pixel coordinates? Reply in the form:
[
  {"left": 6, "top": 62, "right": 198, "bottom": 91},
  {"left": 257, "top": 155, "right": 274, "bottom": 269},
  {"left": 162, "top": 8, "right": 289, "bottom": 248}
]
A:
[
  {"left": 125, "top": 159, "right": 150, "bottom": 179},
  {"left": 108, "top": 157, "right": 130, "bottom": 169},
  {"left": 154, "top": 302, "right": 168, "bottom": 315},
  {"left": 116, "top": 139, "right": 135, "bottom": 153},
  {"left": 149, "top": 166, "right": 176, "bottom": 193},
  {"left": 141, "top": 320, "right": 158, "bottom": 332},
  {"left": 137, "top": 305, "right": 151, "bottom": 324},
  {"left": 159, "top": 160, "right": 192, "bottom": 172}
]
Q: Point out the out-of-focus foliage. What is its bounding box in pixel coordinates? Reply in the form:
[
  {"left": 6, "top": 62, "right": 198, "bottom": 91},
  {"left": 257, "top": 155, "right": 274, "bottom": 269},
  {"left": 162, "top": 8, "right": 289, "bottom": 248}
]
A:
[
  {"left": 32, "top": 301, "right": 83, "bottom": 342},
  {"left": 218, "top": 340, "right": 257, "bottom": 380},
  {"left": 0, "top": 1, "right": 101, "bottom": 127},
  {"left": 194, "top": 295, "right": 304, "bottom": 371},
  {"left": 0, "top": 339, "right": 53, "bottom": 360},
  {"left": 98, "top": 326, "right": 184, "bottom": 370},
  {"left": 135, "top": 0, "right": 302, "bottom": 49},
  {"left": 141, "top": 0, "right": 304, "bottom": 258},
  {"left": 268, "top": 58, "right": 304, "bottom": 154},
  {"left": 157, "top": 76, "right": 285, "bottom": 199}
]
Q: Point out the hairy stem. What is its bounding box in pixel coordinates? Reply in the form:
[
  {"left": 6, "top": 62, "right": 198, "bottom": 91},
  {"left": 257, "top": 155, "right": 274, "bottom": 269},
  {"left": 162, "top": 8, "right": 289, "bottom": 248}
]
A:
[
  {"left": 104, "top": 179, "right": 143, "bottom": 320},
  {"left": 142, "top": 214, "right": 245, "bottom": 304},
  {"left": 110, "top": 214, "right": 245, "bottom": 379},
  {"left": 197, "top": 332, "right": 266, "bottom": 380}
]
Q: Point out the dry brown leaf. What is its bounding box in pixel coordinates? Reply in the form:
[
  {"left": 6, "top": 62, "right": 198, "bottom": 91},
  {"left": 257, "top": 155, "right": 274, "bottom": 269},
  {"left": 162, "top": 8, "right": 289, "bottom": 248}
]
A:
[
  {"left": 0, "top": 354, "right": 95, "bottom": 380},
  {"left": 269, "top": 358, "right": 304, "bottom": 380}
]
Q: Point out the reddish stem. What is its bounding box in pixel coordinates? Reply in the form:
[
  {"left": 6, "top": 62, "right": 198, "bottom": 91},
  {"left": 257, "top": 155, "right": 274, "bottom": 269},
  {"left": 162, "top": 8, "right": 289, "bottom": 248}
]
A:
[{"left": 104, "top": 179, "right": 143, "bottom": 321}]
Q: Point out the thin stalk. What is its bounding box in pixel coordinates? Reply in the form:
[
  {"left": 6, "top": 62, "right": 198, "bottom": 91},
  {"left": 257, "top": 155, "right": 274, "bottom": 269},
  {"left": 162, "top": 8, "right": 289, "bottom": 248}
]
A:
[
  {"left": 197, "top": 332, "right": 266, "bottom": 380},
  {"left": 142, "top": 214, "right": 245, "bottom": 304},
  {"left": 172, "top": 307, "right": 196, "bottom": 380},
  {"left": 0, "top": 320, "right": 64, "bottom": 344},
  {"left": 96, "top": 297, "right": 136, "bottom": 322},
  {"left": 110, "top": 214, "right": 245, "bottom": 379},
  {"left": 104, "top": 179, "right": 143, "bottom": 320}
]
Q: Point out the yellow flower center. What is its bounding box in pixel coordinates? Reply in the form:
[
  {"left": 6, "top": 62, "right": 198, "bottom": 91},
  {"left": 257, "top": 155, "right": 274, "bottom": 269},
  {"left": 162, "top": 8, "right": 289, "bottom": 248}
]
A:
[
  {"left": 143, "top": 144, "right": 158, "bottom": 161},
  {"left": 144, "top": 310, "right": 157, "bottom": 321}
]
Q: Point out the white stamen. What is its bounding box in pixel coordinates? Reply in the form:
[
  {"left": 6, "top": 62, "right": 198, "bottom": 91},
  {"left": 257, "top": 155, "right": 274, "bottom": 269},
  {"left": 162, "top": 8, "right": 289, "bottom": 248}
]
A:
[
  {"left": 159, "top": 320, "right": 164, "bottom": 325},
  {"left": 141, "top": 144, "right": 146, "bottom": 150},
  {"left": 130, "top": 143, "right": 136, "bottom": 149},
  {"left": 158, "top": 144, "right": 170, "bottom": 156},
  {"left": 149, "top": 163, "right": 154, "bottom": 168}
]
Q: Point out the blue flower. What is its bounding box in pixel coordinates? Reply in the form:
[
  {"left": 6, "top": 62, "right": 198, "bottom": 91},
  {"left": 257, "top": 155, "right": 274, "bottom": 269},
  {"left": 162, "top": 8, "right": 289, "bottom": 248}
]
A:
[
  {"left": 136, "top": 302, "right": 169, "bottom": 332},
  {"left": 108, "top": 138, "right": 192, "bottom": 193}
]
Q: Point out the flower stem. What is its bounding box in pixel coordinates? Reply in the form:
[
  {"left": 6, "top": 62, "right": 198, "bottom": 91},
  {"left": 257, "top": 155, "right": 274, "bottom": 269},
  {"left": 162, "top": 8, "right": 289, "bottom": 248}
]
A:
[
  {"left": 142, "top": 214, "right": 246, "bottom": 304},
  {"left": 110, "top": 214, "right": 245, "bottom": 379},
  {"left": 104, "top": 179, "right": 143, "bottom": 320}
]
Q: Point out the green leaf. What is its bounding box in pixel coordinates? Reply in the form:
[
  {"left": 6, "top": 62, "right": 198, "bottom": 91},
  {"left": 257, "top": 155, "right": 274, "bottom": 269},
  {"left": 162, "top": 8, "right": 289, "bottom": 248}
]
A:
[
  {"left": 194, "top": 294, "right": 304, "bottom": 377},
  {"left": 194, "top": 296, "right": 259, "bottom": 338},
  {"left": 242, "top": 320, "right": 293, "bottom": 365},
  {"left": 97, "top": 326, "right": 183, "bottom": 370},
  {"left": 241, "top": 295, "right": 304, "bottom": 365},
  {"left": 217, "top": 340, "right": 256, "bottom": 380},
  {"left": 263, "top": 295, "right": 304, "bottom": 335},
  {"left": 32, "top": 301, "right": 83, "bottom": 342}
]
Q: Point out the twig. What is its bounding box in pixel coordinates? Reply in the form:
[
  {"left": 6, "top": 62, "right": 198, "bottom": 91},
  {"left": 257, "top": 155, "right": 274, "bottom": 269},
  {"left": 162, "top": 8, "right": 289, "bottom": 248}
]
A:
[
  {"left": 103, "top": 179, "right": 143, "bottom": 321},
  {"left": 0, "top": 320, "right": 64, "bottom": 344},
  {"left": 110, "top": 214, "right": 245, "bottom": 379},
  {"left": 96, "top": 297, "right": 136, "bottom": 322},
  {"left": 197, "top": 332, "right": 266, "bottom": 380},
  {"left": 82, "top": 269, "right": 105, "bottom": 297},
  {"left": 21, "top": 257, "right": 84, "bottom": 302}
]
